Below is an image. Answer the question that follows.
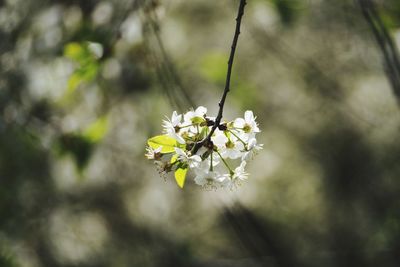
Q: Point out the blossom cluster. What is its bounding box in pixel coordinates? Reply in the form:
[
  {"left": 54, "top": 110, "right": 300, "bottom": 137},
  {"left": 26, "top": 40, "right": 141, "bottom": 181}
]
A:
[{"left": 145, "top": 106, "right": 262, "bottom": 189}]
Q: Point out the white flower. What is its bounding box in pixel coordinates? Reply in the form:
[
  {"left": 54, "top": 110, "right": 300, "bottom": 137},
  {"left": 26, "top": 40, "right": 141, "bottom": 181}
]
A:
[
  {"left": 203, "top": 151, "right": 221, "bottom": 169},
  {"left": 233, "top": 110, "right": 260, "bottom": 137},
  {"left": 194, "top": 162, "right": 227, "bottom": 189},
  {"left": 233, "top": 161, "right": 249, "bottom": 181},
  {"left": 222, "top": 161, "right": 248, "bottom": 189},
  {"left": 242, "top": 138, "right": 263, "bottom": 161},
  {"left": 221, "top": 137, "right": 245, "bottom": 160},
  {"left": 211, "top": 129, "right": 228, "bottom": 148},
  {"left": 163, "top": 111, "right": 185, "bottom": 144},
  {"left": 175, "top": 148, "right": 201, "bottom": 168},
  {"left": 148, "top": 106, "right": 261, "bottom": 189},
  {"left": 145, "top": 146, "right": 162, "bottom": 160},
  {"left": 212, "top": 129, "right": 245, "bottom": 159},
  {"left": 183, "top": 106, "right": 207, "bottom": 124}
]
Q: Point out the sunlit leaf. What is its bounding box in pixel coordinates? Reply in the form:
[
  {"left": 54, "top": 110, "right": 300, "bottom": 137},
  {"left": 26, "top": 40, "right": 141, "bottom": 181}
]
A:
[
  {"left": 67, "top": 72, "right": 84, "bottom": 94},
  {"left": 171, "top": 153, "right": 178, "bottom": 164},
  {"left": 63, "top": 42, "right": 101, "bottom": 95},
  {"left": 64, "top": 42, "right": 84, "bottom": 61},
  {"left": 174, "top": 167, "right": 188, "bottom": 188},
  {"left": 83, "top": 116, "right": 109, "bottom": 143},
  {"left": 147, "top": 135, "right": 178, "bottom": 153}
]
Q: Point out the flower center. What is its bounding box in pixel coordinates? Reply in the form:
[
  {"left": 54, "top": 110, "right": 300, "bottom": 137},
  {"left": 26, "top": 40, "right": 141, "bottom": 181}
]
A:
[
  {"left": 206, "top": 177, "right": 214, "bottom": 184},
  {"left": 243, "top": 124, "right": 251, "bottom": 133},
  {"left": 154, "top": 152, "right": 162, "bottom": 160},
  {"left": 181, "top": 132, "right": 190, "bottom": 140},
  {"left": 191, "top": 116, "right": 205, "bottom": 124},
  {"left": 225, "top": 140, "right": 235, "bottom": 149}
]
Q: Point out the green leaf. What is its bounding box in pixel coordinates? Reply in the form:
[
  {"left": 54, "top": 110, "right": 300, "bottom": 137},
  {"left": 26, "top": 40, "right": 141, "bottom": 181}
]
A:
[
  {"left": 63, "top": 42, "right": 100, "bottom": 95},
  {"left": 174, "top": 167, "right": 188, "bottom": 188},
  {"left": 64, "top": 42, "right": 85, "bottom": 61},
  {"left": 83, "top": 116, "right": 109, "bottom": 143},
  {"left": 171, "top": 154, "right": 178, "bottom": 164},
  {"left": 147, "top": 135, "right": 178, "bottom": 153}
]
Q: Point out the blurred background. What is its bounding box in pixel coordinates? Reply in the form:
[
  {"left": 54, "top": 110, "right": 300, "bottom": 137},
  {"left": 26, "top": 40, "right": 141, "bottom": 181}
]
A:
[{"left": 1, "top": 0, "right": 400, "bottom": 266}]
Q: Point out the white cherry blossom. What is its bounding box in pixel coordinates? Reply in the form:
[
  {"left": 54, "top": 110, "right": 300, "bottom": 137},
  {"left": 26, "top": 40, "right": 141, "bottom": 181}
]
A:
[
  {"left": 146, "top": 106, "right": 262, "bottom": 189},
  {"left": 242, "top": 138, "right": 263, "bottom": 161},
  {"left": 163, "top": 111, "right": 186, "bottom": 144},
  {"left": 221, "top": 137, "right": 244, "bottom": 159},
  {"left": 145, "top": 146, "right": 162, "bottom": 160},
  {"left": 175, "top": 148, "right": 201, "bottom": 168},
  {"left": 183, "top": 106, "right": 207, "bottom": 124},
  {"left": 222, "top": 161, "right": 249, "bottom": 189},
  {"left": 233, "top": 110, "right": 260, "bottom": 138},
  {"left": 194, "top": 170, "right": 222, "bottom": 189}
]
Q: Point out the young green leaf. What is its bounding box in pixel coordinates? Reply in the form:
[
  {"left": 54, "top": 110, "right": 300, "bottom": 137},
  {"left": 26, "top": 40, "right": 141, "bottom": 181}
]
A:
[
  {"left": 174, "top": 167, "right": 188, "bottom": 188},
  {"left": 83, "top": 116, "right": 109, "bottom": 143},
  {"left": 170, "top": 153, "right": 178, "bottom": 164},
  {"left": 147, "top": 135, "right": 178, "bottom": 153}
]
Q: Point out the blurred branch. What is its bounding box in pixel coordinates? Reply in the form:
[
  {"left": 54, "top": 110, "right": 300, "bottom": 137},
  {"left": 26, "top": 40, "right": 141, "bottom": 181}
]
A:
[
  {"left": 247, "top": 21, "right": 378, "bottom": 127},
  {"left": 142, "top": 1, "right": 195, "bottom": 111},
  {"left": 222, "top": 204, "right": 297, "bottom": 267},
  {"left": 192, "top": 0, "right": 247, "bottom": 154},
  {"left": 358, "top": 0, "right": 400, "bottom": 106}
]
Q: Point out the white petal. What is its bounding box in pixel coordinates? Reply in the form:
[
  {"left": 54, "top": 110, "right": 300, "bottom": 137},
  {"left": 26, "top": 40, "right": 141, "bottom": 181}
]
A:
[
  {"left": 248, "top": 138, "right": 257, "bottom": 150},
  {"left": 194, "top": 175, "right": 207, "bottom": 186},
  {"left": 171, "top": 111, "right": 182, "bottom": 126},
  {"left": 240, "top": 161, "right": 247, "bottom": 169},
  {"left": 235, "top": 142, "right": 245, "bottom": 151},
  {"left": 191, "top": 155, "right": 202, "bottom": 163},
  {"left": 244, "top": 110, "right": 254, "bottom": 123},
  {"left": 195, "top": 106, "right": 207, "bottom": 116},
  {"left": 230, "top": 150, "right": 242, "bottom": 159},
  {"left": 174, "top": 147, "right": 186, "bottom": 157},
  {"left": 212, "top": 133, "right": 228, "bottom": 146},
  {"left": 176, "top": 133, "right": 186, "bottom": 144},
  {"left": 183, "top": 111, "right": 195, "bottom": 122},
  {"left": 234, "top": 118, "right": 245, "bottom": 128},
  {"left": 241, "top": 151, "right": 251, "bottom": 161}
]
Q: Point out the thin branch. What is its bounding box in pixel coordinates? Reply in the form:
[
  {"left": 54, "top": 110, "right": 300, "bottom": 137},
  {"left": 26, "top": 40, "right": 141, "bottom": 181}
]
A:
[
  {"left": 192, "top": 0, "right": 247, "bottom": 154},
  {"left": 357, "top": 0, "right": 400, "bottom": 105},
  {"left": 142, "top": 4, "right": 195, "bottom": 111}
]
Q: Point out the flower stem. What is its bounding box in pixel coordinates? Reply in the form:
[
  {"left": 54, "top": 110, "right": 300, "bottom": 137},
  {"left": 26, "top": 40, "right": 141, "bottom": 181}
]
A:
[
  {"left": 228, "top": 129, "right": 247, "bottom": 147},
  {"left": 179, "top": 124, "right": 195, "bottom": 129},
  {"left": 216, "top": 151, "right": 234, "bottom": 175},
  {"left": 210, "top": 152, "right": 214, "bottom": 171}
]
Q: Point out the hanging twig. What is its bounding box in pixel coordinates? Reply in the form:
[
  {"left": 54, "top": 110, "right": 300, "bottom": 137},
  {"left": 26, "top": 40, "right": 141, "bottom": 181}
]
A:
[
  {"left": 357, "top": 0, "right": 400, "bottom": 105},
  {"left": 142, "top": 2, "right": 195, "bottom": 111},
  {"left": 192, "top": 0, "right": 247, "bottom": 154}
]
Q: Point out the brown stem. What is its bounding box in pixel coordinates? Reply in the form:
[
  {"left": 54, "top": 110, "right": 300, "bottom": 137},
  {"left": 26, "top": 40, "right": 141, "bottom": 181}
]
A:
[{"left": 192, "top": 0, "right": 247, "bottom": 154}]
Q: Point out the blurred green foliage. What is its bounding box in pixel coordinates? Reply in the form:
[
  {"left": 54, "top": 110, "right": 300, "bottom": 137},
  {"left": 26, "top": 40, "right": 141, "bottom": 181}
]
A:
[
  {"left": 64, "top": 42, "right": 101, "bottom": 94},
  {"left": 270, "top": 0, "right": 302, "bottom": 26},
  {"left": 200, "top": 52, "right": 227, "bottom": 85},
  {"left": 379, "top": 0, "right": 400, "bottom": 29}
]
